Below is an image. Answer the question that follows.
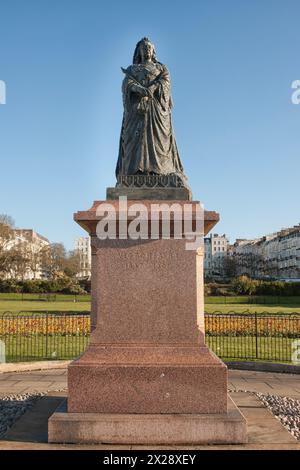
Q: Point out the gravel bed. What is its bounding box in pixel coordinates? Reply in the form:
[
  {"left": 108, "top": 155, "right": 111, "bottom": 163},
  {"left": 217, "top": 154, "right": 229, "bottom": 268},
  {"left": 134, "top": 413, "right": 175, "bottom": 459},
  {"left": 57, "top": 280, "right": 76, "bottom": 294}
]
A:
[
  {"left": 256, "top": 392, "right": 300, "bottom": 441},
  {"left": 230, "top": 388, "right": 300, "bottom": 441}
]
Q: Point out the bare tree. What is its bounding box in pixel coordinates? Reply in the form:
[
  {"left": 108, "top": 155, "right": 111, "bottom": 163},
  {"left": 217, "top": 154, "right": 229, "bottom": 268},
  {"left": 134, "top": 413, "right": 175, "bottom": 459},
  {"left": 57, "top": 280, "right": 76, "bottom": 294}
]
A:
[
  {"left": 0, "top": 214, "right": 15, "bottom": 228},
  {"left": 9, "top": 243, "right": 31, "bottom": 280},
  {"left": 0, "top": 215, "right": 15, "bottom": 278},
  {"left": 40, "top": 243, "right": 80, "bottom": 279},
  {"left": 39, "top": 243, "right": 65, "bottom": 278},
  {"left": 63, "top": 250, "right": 81, "bottom": 278}
]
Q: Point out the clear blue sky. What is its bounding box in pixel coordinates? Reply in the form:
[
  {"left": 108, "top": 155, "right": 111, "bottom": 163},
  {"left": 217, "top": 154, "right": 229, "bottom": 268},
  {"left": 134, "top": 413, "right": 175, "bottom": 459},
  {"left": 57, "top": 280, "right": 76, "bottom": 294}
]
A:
[{"left": 0, "top": 0, "right": 299, "bottom": 248}]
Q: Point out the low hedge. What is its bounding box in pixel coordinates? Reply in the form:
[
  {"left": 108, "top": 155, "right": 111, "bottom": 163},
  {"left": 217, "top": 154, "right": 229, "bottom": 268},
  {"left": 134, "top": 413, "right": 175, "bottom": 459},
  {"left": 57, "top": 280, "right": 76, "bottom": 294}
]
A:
[
  {"left": 0, "top": 278, "right": 87, "bottom": 295},
  {"left": 231, "top": 276, "right": 300, "bottom": 296}
]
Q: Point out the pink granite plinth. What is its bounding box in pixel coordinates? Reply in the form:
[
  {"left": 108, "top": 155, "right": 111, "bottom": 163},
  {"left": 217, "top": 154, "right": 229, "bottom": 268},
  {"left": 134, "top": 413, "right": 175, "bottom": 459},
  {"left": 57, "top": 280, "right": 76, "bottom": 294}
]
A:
[
  {"left": 67, "top": 229, "right": 229, "bottom": 414},
  {"left": 48, "top": 200, "right": 247, "bottom": 444},
  {"left": 49, "top": 396, "right": 247, "bottom": 445},
  {"left": 68, "top": 345, "right": 227, "bottom": 414}
]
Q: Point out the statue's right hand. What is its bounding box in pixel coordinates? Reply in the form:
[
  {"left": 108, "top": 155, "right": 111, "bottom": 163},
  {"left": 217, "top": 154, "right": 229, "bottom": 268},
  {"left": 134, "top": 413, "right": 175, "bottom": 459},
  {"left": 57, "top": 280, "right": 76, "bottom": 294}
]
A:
[{"left": 132, "top": 84, "right": 148, "bottom": 97}]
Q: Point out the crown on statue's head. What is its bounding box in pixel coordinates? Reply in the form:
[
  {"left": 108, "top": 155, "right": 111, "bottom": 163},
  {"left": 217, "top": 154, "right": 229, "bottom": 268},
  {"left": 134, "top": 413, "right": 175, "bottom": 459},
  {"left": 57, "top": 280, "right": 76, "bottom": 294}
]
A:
[{"left": 133, "top": 37, "right": 157, "bottom": 64}]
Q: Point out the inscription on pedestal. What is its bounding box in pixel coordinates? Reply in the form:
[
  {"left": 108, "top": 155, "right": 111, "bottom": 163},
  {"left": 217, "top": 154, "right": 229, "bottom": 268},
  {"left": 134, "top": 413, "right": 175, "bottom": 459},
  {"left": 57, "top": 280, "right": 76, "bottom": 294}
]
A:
[{"left": 113, "top": 251, "right": 179, "bottom": 270}]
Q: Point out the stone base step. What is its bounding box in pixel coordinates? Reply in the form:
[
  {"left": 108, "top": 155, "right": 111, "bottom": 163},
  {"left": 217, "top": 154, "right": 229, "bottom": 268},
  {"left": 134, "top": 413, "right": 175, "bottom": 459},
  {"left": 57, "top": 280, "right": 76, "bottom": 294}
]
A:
[{"left": 48, "top": 395, "right": 247, "bottom": 445}]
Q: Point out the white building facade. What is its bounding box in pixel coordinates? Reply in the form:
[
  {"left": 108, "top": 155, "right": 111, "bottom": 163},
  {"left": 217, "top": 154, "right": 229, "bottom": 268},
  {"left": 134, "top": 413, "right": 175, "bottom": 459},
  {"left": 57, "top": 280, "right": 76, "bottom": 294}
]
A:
[
  {"left": 231, "top": 224, "right": 300, "bottom": 280},
  {"left": 4, "top": 229, "right": 50, "bottom": 280},
  {"left": 204, "top": 233, "right": 229, "bottom": 278}
]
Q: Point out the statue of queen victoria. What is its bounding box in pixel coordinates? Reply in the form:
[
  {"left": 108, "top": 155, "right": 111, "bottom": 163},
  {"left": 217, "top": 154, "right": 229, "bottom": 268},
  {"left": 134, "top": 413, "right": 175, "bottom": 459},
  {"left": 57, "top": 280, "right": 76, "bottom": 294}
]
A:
[{"left": 115, "top": 38, "right": 190, "bottom": 192}]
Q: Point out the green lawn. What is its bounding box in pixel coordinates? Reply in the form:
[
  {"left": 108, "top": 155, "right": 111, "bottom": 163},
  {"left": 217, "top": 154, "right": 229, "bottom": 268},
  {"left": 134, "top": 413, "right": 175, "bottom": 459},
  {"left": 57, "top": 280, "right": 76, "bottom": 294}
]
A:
[
  {"left": 0, "top": 297, "right": 299, "bottom": 316},
  {"left": 1, "top": 333, "right": 295, "bottom": 363},
  {"left": 2, "top": 293, "right": 299, "bottom": 305},
  {"left": 1, "top": 334, "right": 90, "bottom": 362},
  {"left": 0, "top": 300, "right": 90, "bottom": 315},
  {"left": 205, "top": 295, "right": 300, "bottom": 314},
  {"left": 206, "top": 335, "right": 295, "bottom": 363}
]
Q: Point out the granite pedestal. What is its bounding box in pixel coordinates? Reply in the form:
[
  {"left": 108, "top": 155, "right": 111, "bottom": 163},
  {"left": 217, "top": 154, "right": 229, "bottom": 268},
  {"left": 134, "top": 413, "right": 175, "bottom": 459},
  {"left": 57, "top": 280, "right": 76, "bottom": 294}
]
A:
[{"left": 48, "top": 200, "right": 247, "bottom": 444}]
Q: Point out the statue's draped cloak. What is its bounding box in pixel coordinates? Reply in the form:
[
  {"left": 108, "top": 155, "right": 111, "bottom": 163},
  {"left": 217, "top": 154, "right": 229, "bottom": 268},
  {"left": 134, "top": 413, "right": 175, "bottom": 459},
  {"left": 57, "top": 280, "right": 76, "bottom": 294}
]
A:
[{"left": 116, "top": 62, "right": 185, "bottom": 178}]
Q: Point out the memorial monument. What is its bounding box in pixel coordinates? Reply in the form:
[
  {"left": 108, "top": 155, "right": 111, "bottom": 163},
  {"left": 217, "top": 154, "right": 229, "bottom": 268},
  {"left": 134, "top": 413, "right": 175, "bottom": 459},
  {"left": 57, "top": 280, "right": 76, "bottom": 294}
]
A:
[{"left": 48, "top": 38, "right": 247, "bottom": 445}]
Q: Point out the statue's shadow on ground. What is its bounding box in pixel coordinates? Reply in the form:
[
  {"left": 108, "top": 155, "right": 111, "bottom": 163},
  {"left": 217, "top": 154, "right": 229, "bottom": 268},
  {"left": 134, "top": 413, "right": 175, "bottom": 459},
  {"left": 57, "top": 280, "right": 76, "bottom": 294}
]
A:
[{"left": 1, "top": 393, "right": 66, "bottom": 443}]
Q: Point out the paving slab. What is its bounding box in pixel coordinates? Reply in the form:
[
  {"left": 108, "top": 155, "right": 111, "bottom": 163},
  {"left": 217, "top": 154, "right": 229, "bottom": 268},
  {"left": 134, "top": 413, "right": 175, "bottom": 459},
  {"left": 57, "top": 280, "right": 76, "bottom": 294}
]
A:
[
  {"left": 14, "top": 381, "right": 54, "bottom": 387},
  {"left": 43, "top": 383, "right": 68, "bottom": 391},
  {"left": 231, "top": 382, "right": 278, "bottom": 394},
  {"left": 229, "top": 392, "right": 264, "bottom": 408},
  {"left": 0, "top": 361, "right": 70, "bottom": 374},
  {"left": 0, "top": 381, "right": 19, "bottom": 387}
]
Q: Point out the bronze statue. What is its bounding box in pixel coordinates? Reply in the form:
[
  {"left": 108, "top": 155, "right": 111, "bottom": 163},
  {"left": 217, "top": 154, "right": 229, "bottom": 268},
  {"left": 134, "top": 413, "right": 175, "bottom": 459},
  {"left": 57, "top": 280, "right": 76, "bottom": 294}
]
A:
[{"left": 116, "top": 38, "right": 189, "bottom": 190}]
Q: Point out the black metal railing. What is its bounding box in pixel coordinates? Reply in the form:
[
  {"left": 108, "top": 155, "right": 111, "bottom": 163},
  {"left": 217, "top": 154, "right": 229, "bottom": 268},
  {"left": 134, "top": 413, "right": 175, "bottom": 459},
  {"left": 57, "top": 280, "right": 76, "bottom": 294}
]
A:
[
  {"left": 205, "top": 312, "right": 300, "bottom": 362},
  {"left": 0, "top": 311, "right": 299, "bottom": 363},
  {"left": 0, "top": 312, "right": 90, "bottom": 362}
]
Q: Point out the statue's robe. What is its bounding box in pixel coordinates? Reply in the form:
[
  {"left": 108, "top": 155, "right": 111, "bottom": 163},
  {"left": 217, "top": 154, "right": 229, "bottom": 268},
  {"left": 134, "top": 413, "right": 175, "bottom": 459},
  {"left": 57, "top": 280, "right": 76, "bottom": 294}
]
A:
[{"left": 116, "top": 62, "right": 186, "bottom": 179}]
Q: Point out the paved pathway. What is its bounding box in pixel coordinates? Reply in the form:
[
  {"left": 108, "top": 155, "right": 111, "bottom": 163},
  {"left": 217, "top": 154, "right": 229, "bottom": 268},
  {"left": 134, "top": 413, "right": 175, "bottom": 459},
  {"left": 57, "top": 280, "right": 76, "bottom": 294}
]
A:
[
  {"left": 0, "top": 369, "right": 67, "bottom": 396},
  {"left": 0, "top": 390, "right": 299, "bottom": 450},
  {"left": 0, "top": 368, "right": 299, "bottom": 450},
  {"left": 0, "top": 368, "right": 299, "bottom": 398},
  {"left": 228, "top": 369, "right": 300, "bottom": 398}
]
